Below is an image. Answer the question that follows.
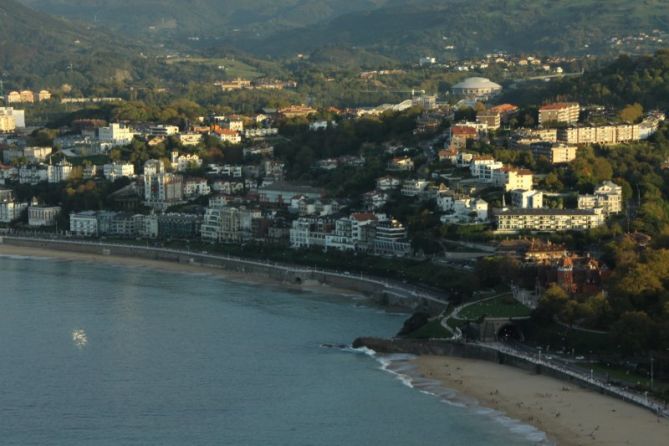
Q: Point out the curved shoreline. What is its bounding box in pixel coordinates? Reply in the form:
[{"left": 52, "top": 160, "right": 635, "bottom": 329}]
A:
[
  {"left": 0, "top": 236, "right": 449, "bottom": 312},
  {"left": 412, "top": 355, "right": 669, "bottom": 446}
]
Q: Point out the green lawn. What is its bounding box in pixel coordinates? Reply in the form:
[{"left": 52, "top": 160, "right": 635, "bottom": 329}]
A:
[
  {"left": 407, "top": 319, "right": 452, "bottom": 339},
  {"left": 459, "top": 295, "right": 531, "bottom": 319}
]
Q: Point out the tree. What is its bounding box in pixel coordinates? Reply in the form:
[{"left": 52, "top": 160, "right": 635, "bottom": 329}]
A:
[
  {"left": 535, "top": 284, "right": 569, "bottom": 321},
  {"left": 611, "top": 311, "right": 656, "bottom": 354},
  {"left": 619, "top": 103, "right": 644, "bottom": 123}
]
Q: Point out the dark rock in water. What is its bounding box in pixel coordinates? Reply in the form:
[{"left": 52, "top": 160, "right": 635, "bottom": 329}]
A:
[
  {"left": 397, "top": 312, "right": 430, "bottom": 337},
  {"left": 320, "top": 343, "right": 349, "bottom": 350}
]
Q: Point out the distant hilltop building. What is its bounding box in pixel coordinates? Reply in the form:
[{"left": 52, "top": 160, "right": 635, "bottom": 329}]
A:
[
  {"left": 451, "top": 77, "right": 502, "bottom": 99},
  {"left": 6, "top": 89, "right": 51, "bottom": 104},
  {"left": 38, "top": 90, "right": 51, "bottom": 101}
]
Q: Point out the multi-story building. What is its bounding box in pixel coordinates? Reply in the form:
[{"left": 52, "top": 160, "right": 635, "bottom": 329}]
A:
[
  {"left": 0, "top": 110, "right": 15, "bottom": 133},
  {"left": 200, "top": 206, "right": 256, "bottom": 243},
  {"left": 531, "top": 142, "right": 577, "bottom": 164},
  {"left": 28, "top": 205, "right": 61, "bottom": 227},
  {"left": 538, "top": 103, "right": 580, "bottom": 126},
  {"left": 476, "top": 110, "right": 501, "bottom": 130},
  {"left": 372, "top": 219, "right": 411, "bottom": 257},
  {"left": 144, "top": 173, "right": 184, "bottom": 209},
  {"left": 438, "top": 194, "right": 489, "bottom": 224},
  {"left": 38, "top": 90, "right": 51, "bottom": 102},
  {"left": 157, "top": 213, "right": 201, "bottom": 239},
  {"left": 0, "top": 201, "right": 28, "bottom": 223},
  {"left": 183, "top": 178, "right": 211, "bottom": 198},
  {"left": 69, "top": 211, "right": 99, "bottom": 236},
  {"left": 493, "top": 167, "right": 533, "bottom": 192},
  {"left": 171, "top": 152, "right": 202, "bottom": 172},
  {"left": 18, "top": 166, "right": 48, "bottom": 185},
  {"left": 450, "top": 125, "right": 479, "bottom": 149},
  {"left": 469, "top": 156, "right": 503, "bottom": 182},
  {"left": 511, "top": 189, "right": 544, "bottom": 209},
  {"left": 178, "top": 133, "right": 203, "bottom": 146},
  {"left": 578, "top": 181, "right": 623, "bottom": 215},
  {"left": 103, "top": 162, "right": 135, "bottom": 180},
  {"left": 401, "top": 179, "right": 430, "bottom": 197},
  {"left": 98, "top": 123, "right": 136, "bottom": 146},
  {"left": 259, "top": 182, "right": 323, "bottom": 205},
  {"left": 289, "top": 218, "right": 333, "bottom": 248},
  {"left": 216, "top": 128, "right": 242, "bottom": 144},
  {"left": 20, "top": 91, "right": 35, "bottom": 103},
  {"left": 148, "top": 125, "right": 179, "bottom": 137},
  {"left": 557, "top": 125, "right": 641, "bottom": 145},
  {"left": 47, "top": 160, "right": 73, "bottom": 183},
  {"left": 143, "top": 159, "right": 164, "bottom": 176},
  {"left": 496, "top": 208, "right": 605, "bottom": 233},
  {"left": 6, "top": 91, "right": 21, "bottom": 104},
  {"left": 325, "top": 213, "right": 377, "bottom": 251}
]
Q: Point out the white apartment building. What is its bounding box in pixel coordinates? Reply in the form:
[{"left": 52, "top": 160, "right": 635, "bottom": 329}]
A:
[
  {"left": 496, "top": 208, "right": 605, "bottom": 233},
  {"left": 103, "top": 162, "right": 135, "bottom": 180},
  {"left": 289, "top": 218, "right": 331, "bottom": 248},
  {"left": 47, "top": 161, "right": 73, "bottom": 183},
  {"left": 578, "top": 181, "right": 623, "bottom": 215},
  {"left": 0, "top": 111, "right": 15, "bottom": 133},
  {"left": 18, "top": 166, "right": 48, "bottom": 185},
  {"left": 0, "top": 107, "right": 25, "bottom": 129},
  {"left": 511, "top": 189, "right": 544, "bottom": 209},
  {"left": 69, "top": 211, "right": 99, "bottom": 236},
  {"left": 171, "top": 152, "right": 203, "bottom": 172},
  {"left": 183, "top": 178, "right": 211, "bottom": 198},
  {"left": 325, "top": 213, "right": 377, "bottom": 251},
  {"left": 98, "top": 123, "right": 136, "bottom": 145},
  {"left": 28, "top": 205, "right": 61, "bottom": 227},
  {"left": 201, "top": 207, "right": 251, "bottom": 242},
  {"left": 0, "top": 201, "right": 28, "bottom": 223},
  {"left": 558, "top": 125, "right": 641, "bottom": 145},
  {"left": 470, "top": 156, "right": 503, "bottom": 182},
  {"left": 438, "top": 195, "right": 489, "bottom": 224},
  {"left": 401, "top": 179, "right": 430, "bottom": 197}
]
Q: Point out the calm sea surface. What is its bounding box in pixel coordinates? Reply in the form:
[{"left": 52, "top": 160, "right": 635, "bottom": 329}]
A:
[{"left": 0, "top": 256, "right": 547, "bottom": 445}]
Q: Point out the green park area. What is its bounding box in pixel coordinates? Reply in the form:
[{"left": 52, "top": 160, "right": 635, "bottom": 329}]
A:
[{"left": 459, "top": 294, "right": 532, "bottom": 320}]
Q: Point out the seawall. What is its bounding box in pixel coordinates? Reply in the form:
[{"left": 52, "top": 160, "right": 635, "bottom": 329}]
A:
[{"left": 0, "top": 236, "right": 449, "bottom": 312}]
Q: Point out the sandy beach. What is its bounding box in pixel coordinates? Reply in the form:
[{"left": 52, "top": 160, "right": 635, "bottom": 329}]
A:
[
  {"left": 0, "top": 243, "right": 348, "bottom": 298},
  {"left": 414, "top": 356, "right": 669, "bottom": 446}
]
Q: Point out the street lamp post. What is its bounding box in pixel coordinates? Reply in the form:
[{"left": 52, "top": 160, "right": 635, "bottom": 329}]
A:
[{"left": 650, "top": 356, "right": 655, "bottom": 390}]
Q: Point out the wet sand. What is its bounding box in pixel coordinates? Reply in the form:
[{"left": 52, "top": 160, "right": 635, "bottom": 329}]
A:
[{"left": 414, "top": 355, "right": 669, "bottom": 446}]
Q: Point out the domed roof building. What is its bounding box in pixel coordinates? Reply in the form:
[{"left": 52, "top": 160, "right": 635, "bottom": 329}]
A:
[{"left": 451, "top": 77, "right": 502, "bottom": 99}]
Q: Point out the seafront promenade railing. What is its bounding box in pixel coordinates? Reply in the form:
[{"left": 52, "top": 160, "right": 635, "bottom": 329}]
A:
[
  {"left": 480, "top": 342, "right": 669, "bottom": 418},
  {"left": 0, "top": 235, "right": 450, "bottom": 307}
]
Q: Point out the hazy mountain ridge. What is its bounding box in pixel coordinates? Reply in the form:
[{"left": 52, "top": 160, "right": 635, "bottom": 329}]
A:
[
  {"left": 242, "top": 0, "right": 669, "bottom": 59},
  {"left": 17, "top": 0, "right": 390, "bottom": 37}
]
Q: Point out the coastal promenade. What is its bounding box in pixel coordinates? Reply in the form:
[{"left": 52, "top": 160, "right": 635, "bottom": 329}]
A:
[{"left": 0, "top": 235, "right": 450, "bottom": 309}]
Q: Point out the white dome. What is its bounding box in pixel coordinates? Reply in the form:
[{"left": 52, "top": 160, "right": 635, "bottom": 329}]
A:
[{"left": 453, "top": 77, "right": 502, "bottom": 90}]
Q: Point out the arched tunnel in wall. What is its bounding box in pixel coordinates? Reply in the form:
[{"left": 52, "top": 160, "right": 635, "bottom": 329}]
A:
[{"left": 497, "top": 323, "right": 525, "bottom": 342}]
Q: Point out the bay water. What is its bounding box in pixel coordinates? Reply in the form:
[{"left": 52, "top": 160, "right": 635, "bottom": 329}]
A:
[{"left": 0, "top": 256, "right": 547, "bottom": 445}]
